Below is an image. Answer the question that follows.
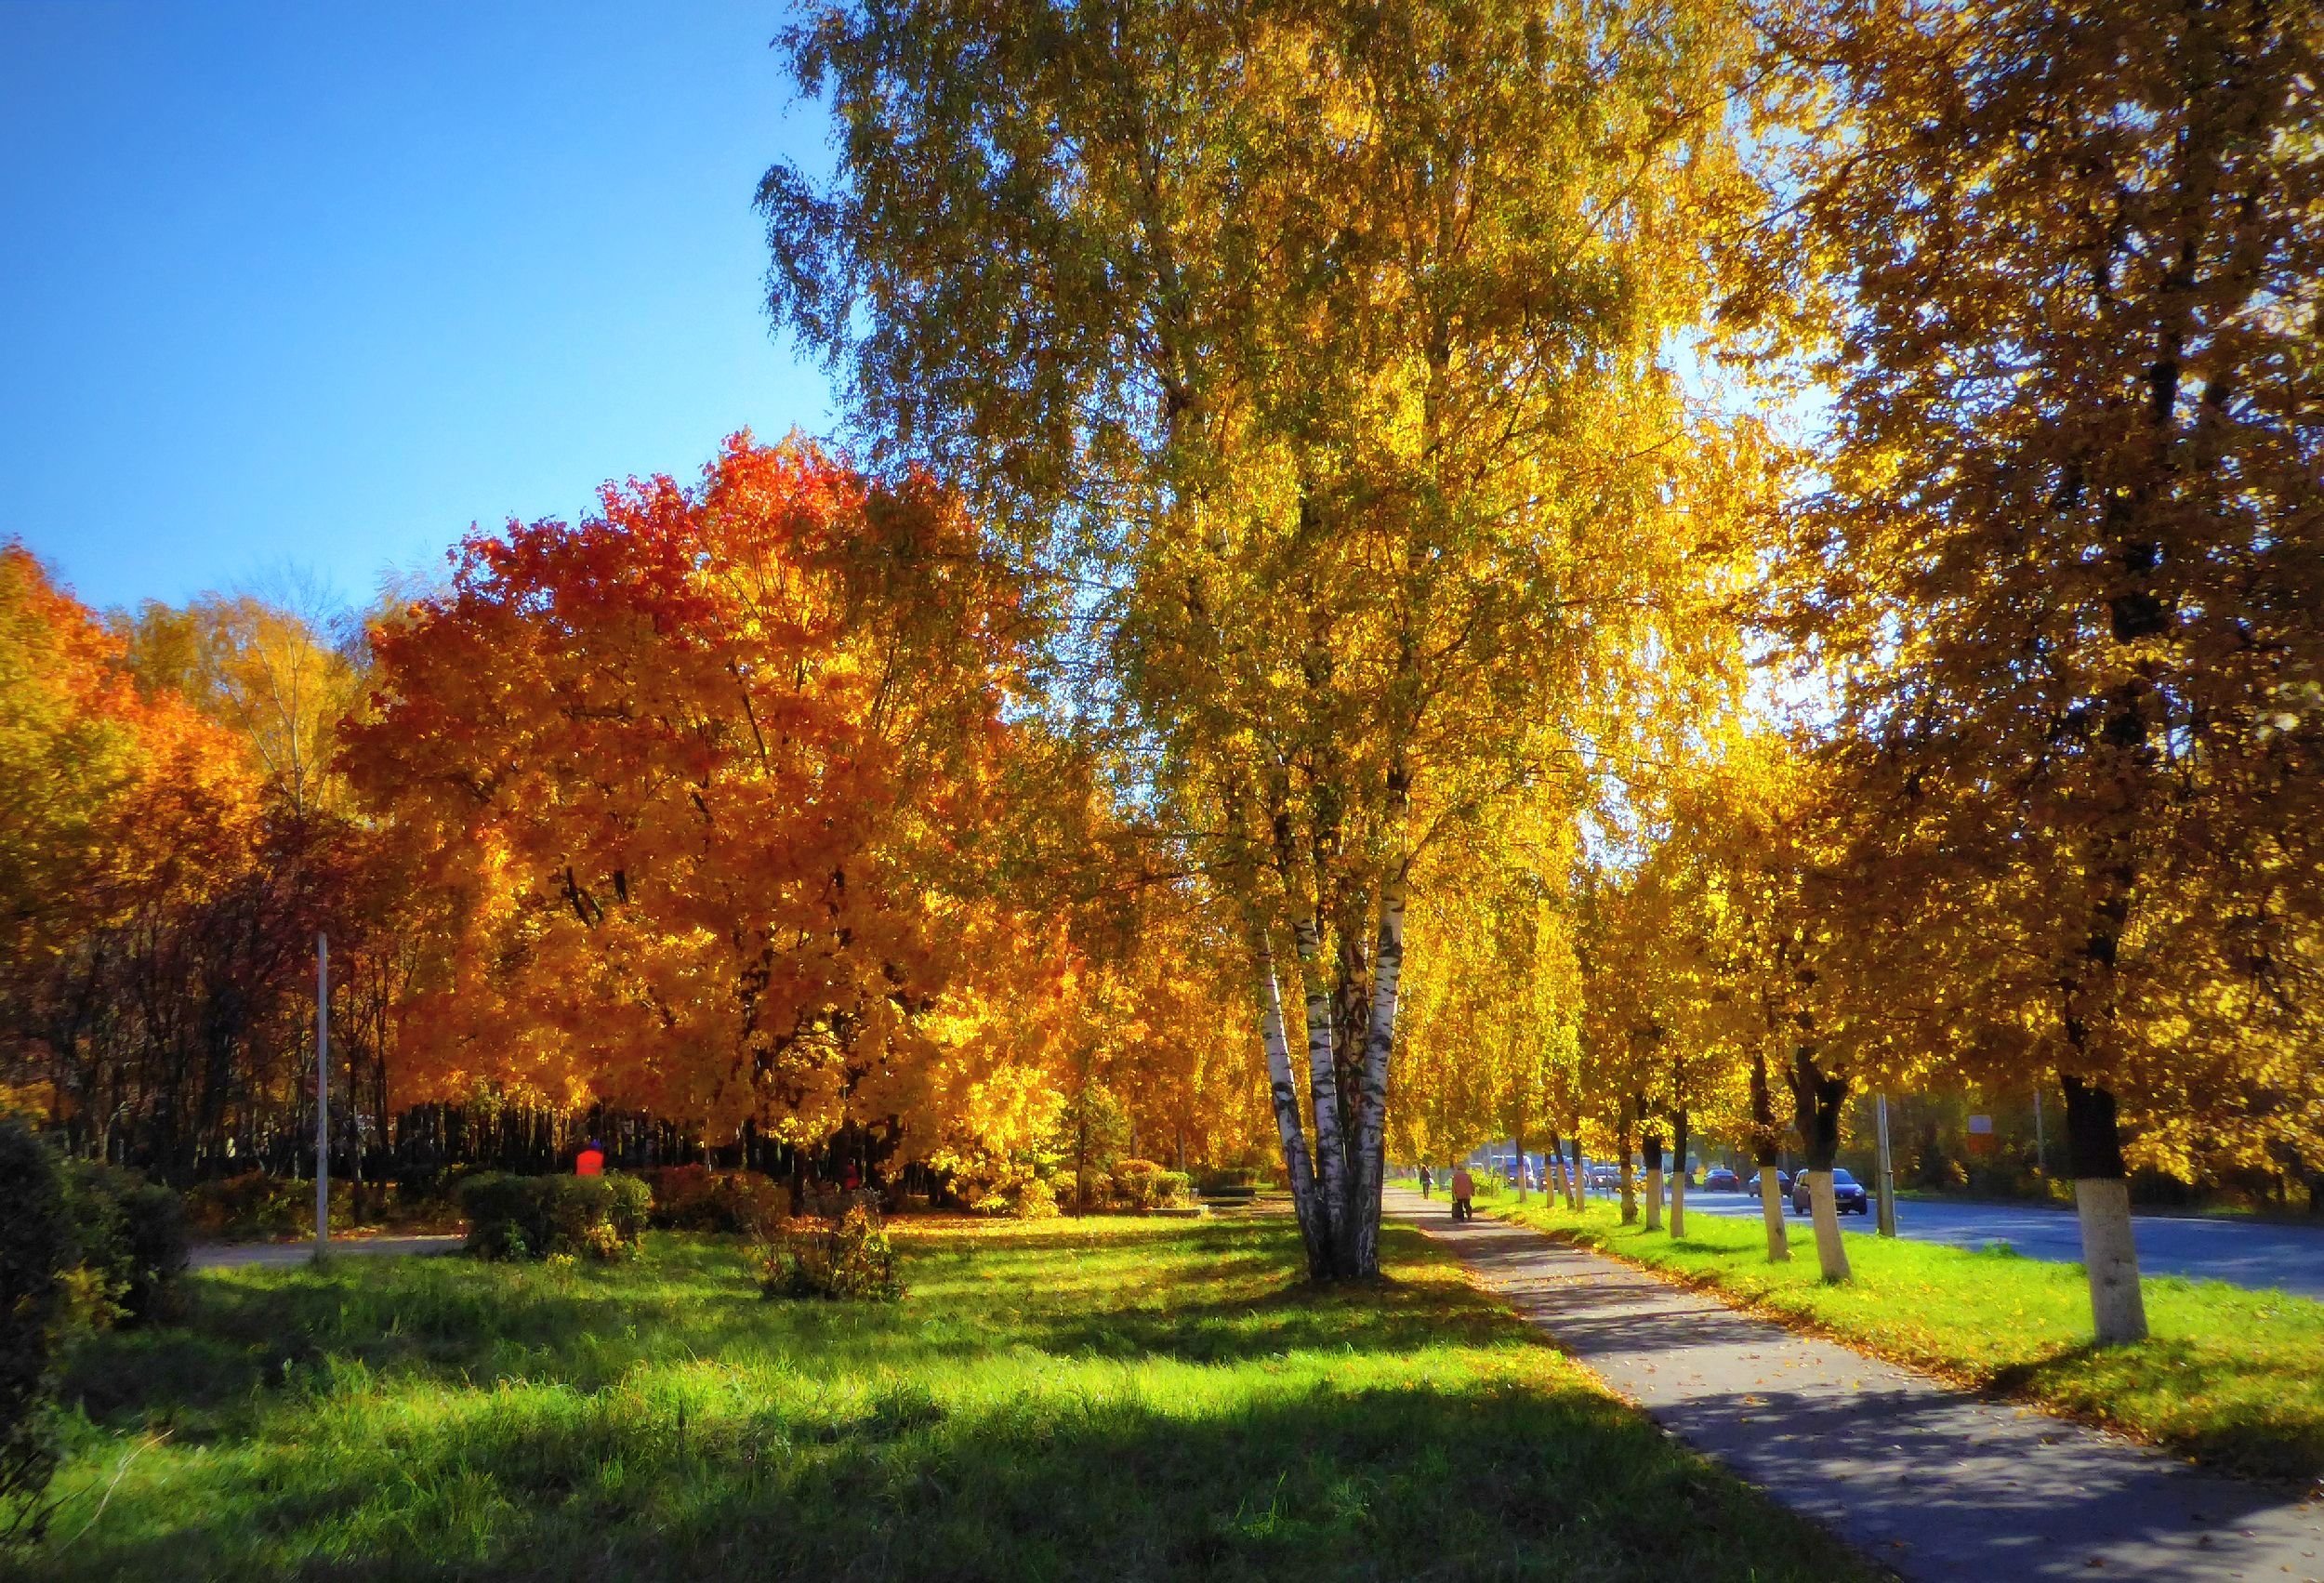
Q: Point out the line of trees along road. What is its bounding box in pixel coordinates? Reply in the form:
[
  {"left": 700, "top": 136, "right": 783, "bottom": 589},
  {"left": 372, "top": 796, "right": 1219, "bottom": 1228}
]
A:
[
  {"left": 3, "top": 0, "right": 2315, "bottom": 1350},
  {"left": 765, "top": 0, "right": 2319, "bottom": 1339}
]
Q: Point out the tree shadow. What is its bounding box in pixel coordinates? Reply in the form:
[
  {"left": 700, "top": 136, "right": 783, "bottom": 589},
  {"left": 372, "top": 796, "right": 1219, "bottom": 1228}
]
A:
[{"left": 35, "top": 1347, "right": 1874, "bottom": 1583}]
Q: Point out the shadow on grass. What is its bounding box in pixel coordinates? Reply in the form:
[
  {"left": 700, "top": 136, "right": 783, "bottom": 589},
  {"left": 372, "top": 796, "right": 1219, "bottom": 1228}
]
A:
[{"left": 38, "top": 1337, "right": 1871, "bottom": 1583}]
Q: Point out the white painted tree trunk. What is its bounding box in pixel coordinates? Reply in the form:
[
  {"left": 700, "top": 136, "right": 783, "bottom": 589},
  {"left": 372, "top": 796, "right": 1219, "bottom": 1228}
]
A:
[
  {"left": 1805, "top": 1169, "right": 1852, "bottom": 1282},
  {"left": 1669, "top": 1168, "right": 1685, "bottom": 1237},
  {"left": 1340, "top": 875, "right": 1407, "bottom": 1277},
  {"left": 1290, "top": 914, "right": 1345, "bottom": 1259},
  {"left": 2073, "top": 1177, "right": 2149, "bottom": 1345},
  {"left": 1251, "top": 932, "right": 1326, "bottom": 1274},
  {"left": 1643, "top": 1167, "right": 1663, "bottom": 1232},
  {"left": 1566, "top": 1145, "right": 1582, "bottom": 1210},
  {"left": 1760, "top": 1168, "right": 1790, "bottom": 1261}
]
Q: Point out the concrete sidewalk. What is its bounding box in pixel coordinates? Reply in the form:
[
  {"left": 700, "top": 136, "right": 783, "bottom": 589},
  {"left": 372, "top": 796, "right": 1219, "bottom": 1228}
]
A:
[{"left": 1386, "top": 1186, "right": 2324, "bottom": 1582}]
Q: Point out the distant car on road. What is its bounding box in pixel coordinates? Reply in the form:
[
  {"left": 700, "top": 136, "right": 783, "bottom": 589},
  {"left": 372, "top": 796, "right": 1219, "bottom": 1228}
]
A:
[
  {"left": 1742, "top": 1169, "right": 1791, "bottom": 1198},
  {"left": 1586, "top": 1165, "right": 1620, "bottom": 1194},
  {"left": 1703, "top": 1167, "right": 1740, "bottom": 1193},
  {"left": 1792, "top": 1167, "right": 1871, "bottom": 1215}
]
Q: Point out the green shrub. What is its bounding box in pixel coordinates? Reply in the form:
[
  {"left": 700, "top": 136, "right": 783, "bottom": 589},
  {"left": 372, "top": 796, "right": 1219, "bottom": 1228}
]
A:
[
  {"left": 458, "top": 1172, "right": 648, "bottom": 1261},
  {"left": 639, "top": 1165, "right": 789, "bottom": 1234},
  {"left": 760, "top": 1203, "right": 904, "bottom": 1301},
  {"left": 1108, "top": 1159, "right": 1192, "bottom": 1211},
  {"left": 182, "top": 1172, "right": 333, "bottom": 1239},
  {"left": 59, "top": 1160, "right": 186, "bottom": 1325},
  {"left": 0, "top": 1116, "right": 66, "bottom": 1545}
]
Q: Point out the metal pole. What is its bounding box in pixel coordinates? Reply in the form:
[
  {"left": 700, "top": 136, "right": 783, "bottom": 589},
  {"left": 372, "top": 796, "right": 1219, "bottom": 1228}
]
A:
[
  {"left": 315, "top": 932, "right": 329, "bottom": 1261},
  {"left": 1874, "top": 1091, "right": 1897, "bottom": 1237},
  {"left": 2033, "top": 1084, "right": 2047, "bottom": 1176}
]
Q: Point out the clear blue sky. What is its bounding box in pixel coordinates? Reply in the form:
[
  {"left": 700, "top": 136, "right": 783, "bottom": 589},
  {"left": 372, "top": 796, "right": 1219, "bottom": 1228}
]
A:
[{"left": 0, "top": 1, "right": 833, "bottom": 615}]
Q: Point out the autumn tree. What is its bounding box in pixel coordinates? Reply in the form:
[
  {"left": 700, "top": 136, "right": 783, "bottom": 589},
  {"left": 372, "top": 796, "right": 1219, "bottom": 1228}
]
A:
[
  {"left": 344, "top": 437, "right": 1071, "bottom": 1166},
  {"left": 764, "top": 0, "right": 1771, "bottom": 1277},
  {"left": 1767, "top": 0, "right": 2324, "bottom": 1339}
]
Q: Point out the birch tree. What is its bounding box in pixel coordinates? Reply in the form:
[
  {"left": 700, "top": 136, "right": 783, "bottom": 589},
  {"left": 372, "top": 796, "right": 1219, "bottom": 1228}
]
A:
[{"left": 764, "top": 0, "right": 1768, "bottom": 1275}]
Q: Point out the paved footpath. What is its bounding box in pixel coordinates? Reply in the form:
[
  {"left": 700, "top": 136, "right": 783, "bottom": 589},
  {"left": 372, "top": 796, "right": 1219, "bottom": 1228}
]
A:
[
  {"left": 1385, "top": 1187, "right": 2324, "bottom": 1582},
  {"left": 189, "top": 1234, "right": 463, "bottom": 1270}
]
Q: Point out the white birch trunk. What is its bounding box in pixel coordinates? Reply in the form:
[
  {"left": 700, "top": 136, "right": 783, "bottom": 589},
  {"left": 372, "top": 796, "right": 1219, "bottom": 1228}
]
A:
[
  {"left": 1760, "top": 1168, "right": 1790, "bottom": 1261},
  {"left": 1805, "top": 1168, "right": 1852, "bottom": 1283},
  {"left": 1290, "top": 914, "right": 1345, "bottom": 1260},
  {"left": 2074, "top": 1177, "right": 2149, "bottom": 1345},
  {"left": 1669, "top": 1167, "right": 1686, "bottom": 1238},
  {"left": 1339, "top": 874, "right": 1407, "bottom": 1277},
  {"left": 1251, "top": 931, "right": 1326, "bottom": 1275},
  {"left": 1643, "top": 1166, "right": 1663, "bottom": 1232}
]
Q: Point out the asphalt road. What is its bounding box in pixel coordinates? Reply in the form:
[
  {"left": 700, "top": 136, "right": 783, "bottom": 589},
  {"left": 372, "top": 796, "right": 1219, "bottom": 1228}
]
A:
[{"left": 1672, "top": 1188, "right": 2324, "bottom": 1299}]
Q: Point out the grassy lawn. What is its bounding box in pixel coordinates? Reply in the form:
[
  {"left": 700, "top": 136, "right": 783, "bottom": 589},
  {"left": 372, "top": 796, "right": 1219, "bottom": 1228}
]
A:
[
  {"left": 19, "top": 1217, "right": 1871, "bottom": 1582},
  {"left": 1487, "top": 1193, "right": 2324, "bottom": 1483}
]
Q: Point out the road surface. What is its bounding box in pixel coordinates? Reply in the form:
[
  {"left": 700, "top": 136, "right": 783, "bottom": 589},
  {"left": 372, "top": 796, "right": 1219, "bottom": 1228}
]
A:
[{"left": 1673, "top": 1188, "right": 2324, "bottom": 1299}]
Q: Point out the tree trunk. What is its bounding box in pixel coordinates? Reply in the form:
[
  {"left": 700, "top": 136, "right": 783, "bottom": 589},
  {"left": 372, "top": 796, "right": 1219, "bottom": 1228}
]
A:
[
  {"left": 1759, "top": 1167, "right": 1789, "bottom": 1261},
  {"left": 1642, "top": 1126, "right": 1664, "bottom": 1233},
  {"left": 1251, "top": 930, "right": 1327, "bottom": 1276},
  {"left": 1669, "top": 1109, "right": 1688, "bottom": 1238},
  {"left": 1290, "top": 912, "right": 1346, "bottom": 1264},
  {"left": 1565, "top": 1119, "right": 1583, "bottom": 1209},
  {"left": 1334, "top": 871, "right": 1407, "bottom": 1278},
  {"left": 1750, "top": 1050, "right": 1789, "bottom": 1261},
  {"left": 1544, "top": 1129, "right": 1563, "bottom": 1211},
  {"left": 1788, "top": 1048, "right": 1850, "bottom": 1281},
  {"left": 1513, "top": 1116, "right": 1527, "bottom": 1205},
  {"left": 1805, "top": 1168, "right": 1852, "bottom": 1282},
  {"left": 2064, "top": 1074, "right": 2148, "bottom": 1345},
  {"left": 1618, "top": 1098, "right": 1637, "bottom": 1225}
]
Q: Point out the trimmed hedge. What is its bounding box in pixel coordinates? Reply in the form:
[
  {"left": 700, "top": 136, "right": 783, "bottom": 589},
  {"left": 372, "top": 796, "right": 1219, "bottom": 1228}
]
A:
[
  {"left": 638, "top": 1166, "right": 789, "bottom": 1234},
  {"left": 459, "top": 1172, "right": 651, "bottom": 1260}
]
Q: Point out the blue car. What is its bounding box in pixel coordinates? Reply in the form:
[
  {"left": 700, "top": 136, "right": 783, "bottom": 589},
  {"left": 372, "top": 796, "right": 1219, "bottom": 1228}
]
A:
[{"left": 1791, "top": 1167, "right": 1870, "bottom": 1215}]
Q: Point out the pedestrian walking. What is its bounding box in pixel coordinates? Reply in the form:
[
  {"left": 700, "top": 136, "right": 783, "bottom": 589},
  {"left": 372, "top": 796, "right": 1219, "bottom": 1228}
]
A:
[
  {"left": 1450, "top": 1165, "right": 1474, "bottom": 1221},
  {"left": 1419, "top": 1166, "right": 1433, "bottom": 1198}
]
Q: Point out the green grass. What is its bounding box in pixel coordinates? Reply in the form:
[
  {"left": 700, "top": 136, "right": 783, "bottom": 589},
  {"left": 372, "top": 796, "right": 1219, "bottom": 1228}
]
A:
[
  {"left": 1491, "top": 1194, "right": 2324, "bottom": 1482},
  {"left": 18, "top": 1218, "right": 1872, "bottom": 1582}
]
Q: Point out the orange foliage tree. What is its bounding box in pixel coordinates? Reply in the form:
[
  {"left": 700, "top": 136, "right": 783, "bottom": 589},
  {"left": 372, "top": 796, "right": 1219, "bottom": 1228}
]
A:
[{"left": 344, "top": 437, "right": 1079, "bottom": 1165}]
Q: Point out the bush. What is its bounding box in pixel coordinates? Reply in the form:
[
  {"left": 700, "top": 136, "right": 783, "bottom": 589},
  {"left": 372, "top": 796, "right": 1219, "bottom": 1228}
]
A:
[
  {"left": 1109, "top": 1159, "right": 1193, "bottom": 1211},
  {"left": 458, "top": 1172, "right": 649, "bottom": 1261},
  {"left": 760, "top": 1203, "right": 904, "bottom": 1301},
  {"left": 59, "top": 1160, "right": 186, "bottom": 1326},
  {"left": 182, "top": 1172, "right": 319, "bottom": 1239},
  {"left": 639, "top": 1165, "right": 789, "bottom": 1234},
  {"left": 0, "top": 1116, "right": 66, "bottom": 1545}
]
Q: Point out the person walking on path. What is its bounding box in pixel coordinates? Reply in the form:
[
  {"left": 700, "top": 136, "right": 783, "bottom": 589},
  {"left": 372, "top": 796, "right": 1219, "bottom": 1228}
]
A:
[
  {"left": 1419, "top": 1166, "right": 1433, "bottom": 1198},
  {"left": 1450, "top": 1165, "right": 1474, "bottom": 1220}
]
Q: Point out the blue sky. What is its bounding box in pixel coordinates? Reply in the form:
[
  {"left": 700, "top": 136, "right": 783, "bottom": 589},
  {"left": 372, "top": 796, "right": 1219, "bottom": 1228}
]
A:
[{"left": 0, "top": 1, "right": 833, "bottom": 614}]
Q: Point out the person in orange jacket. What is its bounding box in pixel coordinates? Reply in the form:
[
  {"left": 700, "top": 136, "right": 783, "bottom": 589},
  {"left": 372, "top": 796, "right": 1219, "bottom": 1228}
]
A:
[{"left": 1450, "top": 1165, "right": 1475, "bottom": 1220}]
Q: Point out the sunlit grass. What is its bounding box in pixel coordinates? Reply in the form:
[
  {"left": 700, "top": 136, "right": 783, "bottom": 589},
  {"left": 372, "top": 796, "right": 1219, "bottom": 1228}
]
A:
[
  {"left": 23, "top": 1219, "right": 1870, "bottom": 1581},
  {"left": 1493, "top": 1195, "right": 2324, "bottom": 1481}
]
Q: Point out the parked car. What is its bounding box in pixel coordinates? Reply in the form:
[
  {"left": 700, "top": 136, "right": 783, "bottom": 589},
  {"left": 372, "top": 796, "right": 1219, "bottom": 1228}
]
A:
[
  {"left": 1703, "top": 1167, "right": 1741, "bottom": 1193},
  {"left": 1791, "top": 1167, "right": 1870, "bottom": 1215},
  {"left": 1585, "top": 1165, "right": 1620, "bottom": 1194},
  {"left": 1741, "top": 1169, "right": 1790, "bottom": 1198}
]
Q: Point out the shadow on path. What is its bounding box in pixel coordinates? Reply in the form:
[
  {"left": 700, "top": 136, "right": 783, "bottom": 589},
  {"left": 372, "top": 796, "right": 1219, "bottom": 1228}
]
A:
[{"left": 1386, "top": 1186, "right": 2324, "bottom": 1583}]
